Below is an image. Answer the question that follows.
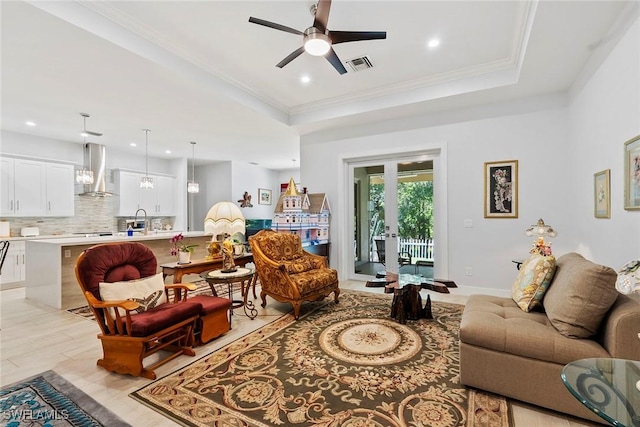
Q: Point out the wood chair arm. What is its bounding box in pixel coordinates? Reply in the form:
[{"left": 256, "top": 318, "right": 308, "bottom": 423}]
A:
[
  {"left": 84, "top": 291, "right": 138, "bottom": 335},
  {"left": 166, "top": 283, "right": 197, "bottom": 302}
]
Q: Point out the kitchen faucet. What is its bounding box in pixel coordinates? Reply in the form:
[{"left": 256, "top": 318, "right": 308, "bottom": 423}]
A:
[{"left": 135, "top": 208, "right": 148, "bottom": 235}]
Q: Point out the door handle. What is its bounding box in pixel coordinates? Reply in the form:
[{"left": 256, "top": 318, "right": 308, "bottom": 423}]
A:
[{"left": 391, "top": 233, "right": 397, "bottom": 238}]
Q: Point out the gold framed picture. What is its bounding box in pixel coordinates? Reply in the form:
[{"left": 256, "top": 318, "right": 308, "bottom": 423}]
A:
[
  {"left": 484, "top": 160, "right": 518, "bottom": 218},
  {"left": 624, "top": 135, "right": 640, "bottom": 210},
  {"left": 594, "top": 169, "right": 610, "bottom": 218}
]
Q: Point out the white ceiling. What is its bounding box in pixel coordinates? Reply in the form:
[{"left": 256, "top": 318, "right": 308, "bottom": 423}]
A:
[{"left": 0, "top": 0, "right": 632, "bottom": 169}]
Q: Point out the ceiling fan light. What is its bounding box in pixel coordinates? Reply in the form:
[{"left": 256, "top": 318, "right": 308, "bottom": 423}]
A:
[{"left": 304, "top": 31, "right": 330, "bottom": 56}]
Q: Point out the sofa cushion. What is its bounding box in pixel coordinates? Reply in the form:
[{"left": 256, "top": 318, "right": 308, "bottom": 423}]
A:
[
  {"left": 99, "top": 273, "right": 167, "bottom": 317},
  {"left": 289, "top": 268, "right": 338, "bottom": 296},
  {"left": 543, "top": 253, "right": 618, "bottom": 338},
  {"left": 460, "top": 295, "right": 610, "bottom": 365},
  {"left": 511, "top": 254, "right": 556, "bottom": 312}
]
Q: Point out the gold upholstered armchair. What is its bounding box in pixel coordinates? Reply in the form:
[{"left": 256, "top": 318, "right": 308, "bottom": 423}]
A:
[{"left": 249, "top": 229, "right": 339, "bottom": 319}]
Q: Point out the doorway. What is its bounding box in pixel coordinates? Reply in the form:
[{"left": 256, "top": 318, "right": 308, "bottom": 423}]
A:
[{"left": 349, "top": 154, "right": 440, "bottom": 281}]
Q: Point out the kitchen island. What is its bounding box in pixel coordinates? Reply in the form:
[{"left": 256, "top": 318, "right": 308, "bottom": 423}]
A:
[{"left": 26, "top": 232, "right": 213, "bottom": 309}]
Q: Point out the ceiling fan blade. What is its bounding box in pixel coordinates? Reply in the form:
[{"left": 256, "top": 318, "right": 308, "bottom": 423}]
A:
[
  {"left": 313, "top": 0, "right": 331, "bottom": 33},
  {"left": 276, "top": 46, "right": 306, "bottom": 68},
  {"left": 329, "top": 30, "right": 387, "bottom": 45},
  {"left": 325, "top": 48, "right": 347, "bottom": 75},
  {"left": 249, "top": 17, "right": 303, "bottom": 36},
  {"left": 84, "top": 130, "right": 103, "bottom": 137}
]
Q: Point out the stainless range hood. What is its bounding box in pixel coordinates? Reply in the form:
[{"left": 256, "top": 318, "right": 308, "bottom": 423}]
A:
[{"left": 80, "top": 143, "right": 113, "bottom": 197}]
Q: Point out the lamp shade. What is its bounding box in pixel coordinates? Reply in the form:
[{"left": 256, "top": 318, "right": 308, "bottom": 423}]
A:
[
  {"left": 616, "top": 259, "right": 640, "bottom": 295},
  {"left": 204, "top": 201, "right": 246, "bottom": 237},
  {"left": 524, "top": 218, "right": 556, "bottom": 237}
]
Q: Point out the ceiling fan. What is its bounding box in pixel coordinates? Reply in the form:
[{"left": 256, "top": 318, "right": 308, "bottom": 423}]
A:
[
  {"left": 249, "top": 0, "right": 386, "bottom": 75},
  {"left": 79, "top": 112, "right": 103, "bottom": 137}
]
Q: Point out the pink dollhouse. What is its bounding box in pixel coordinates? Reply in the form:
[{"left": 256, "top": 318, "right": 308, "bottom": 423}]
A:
[{"left": 273, "top": 178, "right": 330, "bottom": 246}]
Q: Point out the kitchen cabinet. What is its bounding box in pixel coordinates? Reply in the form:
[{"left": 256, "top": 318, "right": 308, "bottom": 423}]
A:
[
  {"left": 0, "top": 157, "right": 74, "bottom": 217},
  {"left": 115, "top": 170, "right": 175, "bottom": 217},
  {"left": 0, "top": 241, "right": 25, "bottom": 285},
  {"left": 46, "top": 163, "right": 75, "bottom": 216}
]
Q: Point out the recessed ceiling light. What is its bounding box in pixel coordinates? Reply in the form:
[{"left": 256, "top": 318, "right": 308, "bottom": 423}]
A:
[
  {"left": 25, "top": 121, "right": 36, "bottom": 127},
  {"left": 165, "top": 150, "right": 171, "bottom": 154},
  {"left": 130, "top": 143, "right": 137, "bottom": 147},
  {"left": 300, "top": 75, "right": 311, "bottom": 84},
  {"left": 427, "top": 39, "right": 440, "bottom": 48}
]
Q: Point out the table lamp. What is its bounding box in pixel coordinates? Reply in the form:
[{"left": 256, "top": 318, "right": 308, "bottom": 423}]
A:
[
  {"left": 524, "top": 218, "right": 556, "bottom": 255},
  {"left": 615, "top": 258, "right": 640, "bottom": 391},
  {"left": 204, "top": 201, "right": 246, "bottom": 272}
]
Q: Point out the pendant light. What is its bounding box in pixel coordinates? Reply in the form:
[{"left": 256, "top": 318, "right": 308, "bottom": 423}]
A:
[
  {"left": 140, "top": 129, "right": 153, "bottom": 189},
  {"left": 76, "top": 113, "right": 94, "bottom": 184},
  {"left": 187, "top": 141, "right": 199, "bottom": 193}
]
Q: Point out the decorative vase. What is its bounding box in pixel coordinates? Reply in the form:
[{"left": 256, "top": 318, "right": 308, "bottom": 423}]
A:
[{"left": 178, "top": 251, "right": 191, "bottom": 264}]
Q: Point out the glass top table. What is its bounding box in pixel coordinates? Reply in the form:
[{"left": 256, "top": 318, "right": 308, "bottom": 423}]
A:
[{"left": 561, "top": 358, "right": 640, "bottom": 426}]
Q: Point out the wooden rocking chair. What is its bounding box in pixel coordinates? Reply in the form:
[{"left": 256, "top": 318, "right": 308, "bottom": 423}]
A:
[{"left": 75, "top": 242, "right": 200, "bottom": 379}]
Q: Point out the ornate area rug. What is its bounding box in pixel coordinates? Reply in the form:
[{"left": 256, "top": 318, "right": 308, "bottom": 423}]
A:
[
  {"left": 0, "top": 370, "right": 130, "bottom": 426},
  {"left": 131, "top": 290, "right": 511, "bottom": 426}
]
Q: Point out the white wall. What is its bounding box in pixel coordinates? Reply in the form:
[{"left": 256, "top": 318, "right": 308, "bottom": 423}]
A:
[
  {"left": 231, "top": 161, "right": 279, "bottom": 220},
  {"left": 300, "top": 14, "right": 640, "bottom": 293},
  {"left": 566, "top": 15, "right": 640, "bottom": 266},
  {"left": 1, "top": 130, "right": 174, "bottom": 174},
  {"left": 302, "top": 107, "right": 569, "bottom": 292},
  {"left": 191, "top": 161, "right": 282, "bottom": 232}
]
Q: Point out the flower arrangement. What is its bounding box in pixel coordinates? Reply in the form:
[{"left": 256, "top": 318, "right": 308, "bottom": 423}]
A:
[{"left": 169, "top": 233, "right": 198, "bottom": 255}]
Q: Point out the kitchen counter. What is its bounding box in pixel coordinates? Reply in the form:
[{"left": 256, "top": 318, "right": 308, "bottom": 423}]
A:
[{"left": 25, "top": 232, "right": 213, "bottom": 309}]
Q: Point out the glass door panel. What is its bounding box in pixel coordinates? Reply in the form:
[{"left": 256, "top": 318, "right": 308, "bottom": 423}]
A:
[{"left": 352, "top": 159, "right": 435, "bottom": 279}]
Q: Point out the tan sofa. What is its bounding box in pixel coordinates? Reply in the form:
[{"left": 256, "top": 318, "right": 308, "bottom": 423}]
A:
[{"left": 459, "top": 253, "right": 640, "bottom": 423}]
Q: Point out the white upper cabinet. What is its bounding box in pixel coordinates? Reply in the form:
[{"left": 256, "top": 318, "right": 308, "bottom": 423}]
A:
[
  {"left": 115, "top": 170, "right": 175, "bottom": 217},
  {"left": 0, "top": 157, "right": 15, "bottom": 215},
  {"left": 0, "top": 157, "right": 74, "bottom": 217},
  {"left": 45, "top": 163, "right": 75, "bottom": 216},
  {"left": 154, "top": 175, "right": 175, "bottom": 216},
  {"left": 115, "top": 170, "right": 143, "bottom": 216}
]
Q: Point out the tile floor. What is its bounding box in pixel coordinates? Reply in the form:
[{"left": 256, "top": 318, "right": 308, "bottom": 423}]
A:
[{"left": 0, "top": 280, "right": 599, "bottom": 426}]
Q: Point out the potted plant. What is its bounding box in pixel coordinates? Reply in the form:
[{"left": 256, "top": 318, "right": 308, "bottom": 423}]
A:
[{"left": 170, "top": 233, "right": 198, "bottom": 264}]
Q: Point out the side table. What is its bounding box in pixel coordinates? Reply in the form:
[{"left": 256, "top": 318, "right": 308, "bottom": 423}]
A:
[
  {"left": 200, "top": 267, "right": 258, "bottom": 327},
  {"left": 561, "top": 357, "right": 640, "bottom": 426}
]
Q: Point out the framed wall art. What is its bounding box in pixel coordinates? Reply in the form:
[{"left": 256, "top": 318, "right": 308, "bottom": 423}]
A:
[
  {"left": 594, "top": 169, "right": 610, "bottom": 218},
  {"left": 624, "top": 135, "right": 640, "bottom": 210},
  {"left": 258, "top": 188, "right": 272, "bottom": 205},
  {"left": 484, "top": 160, "right": 518, "bottom": 218}
]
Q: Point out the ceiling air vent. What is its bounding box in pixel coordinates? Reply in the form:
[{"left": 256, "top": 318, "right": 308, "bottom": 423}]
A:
[{"left": 346, "top": 55, "right": 374, "bottom": 72}]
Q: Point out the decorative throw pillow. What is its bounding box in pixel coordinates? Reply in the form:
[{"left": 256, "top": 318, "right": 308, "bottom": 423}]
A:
[
  {"left": 99, "top": 273, "right": 167, "bottom": 318},
  {"left": 511, "top": 254, "right": 557, "bottom": 312},
  {"left": 542, "top": 253, "right": 618, "bottom": 338}
]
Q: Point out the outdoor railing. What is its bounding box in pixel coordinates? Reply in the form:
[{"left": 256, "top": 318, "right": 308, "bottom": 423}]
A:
[
  {"left": 371, "top": 237, "right": 434, "bottom": 263},
  {"left": 399, "top": 238, "right": 434, "bottom": 261}
]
